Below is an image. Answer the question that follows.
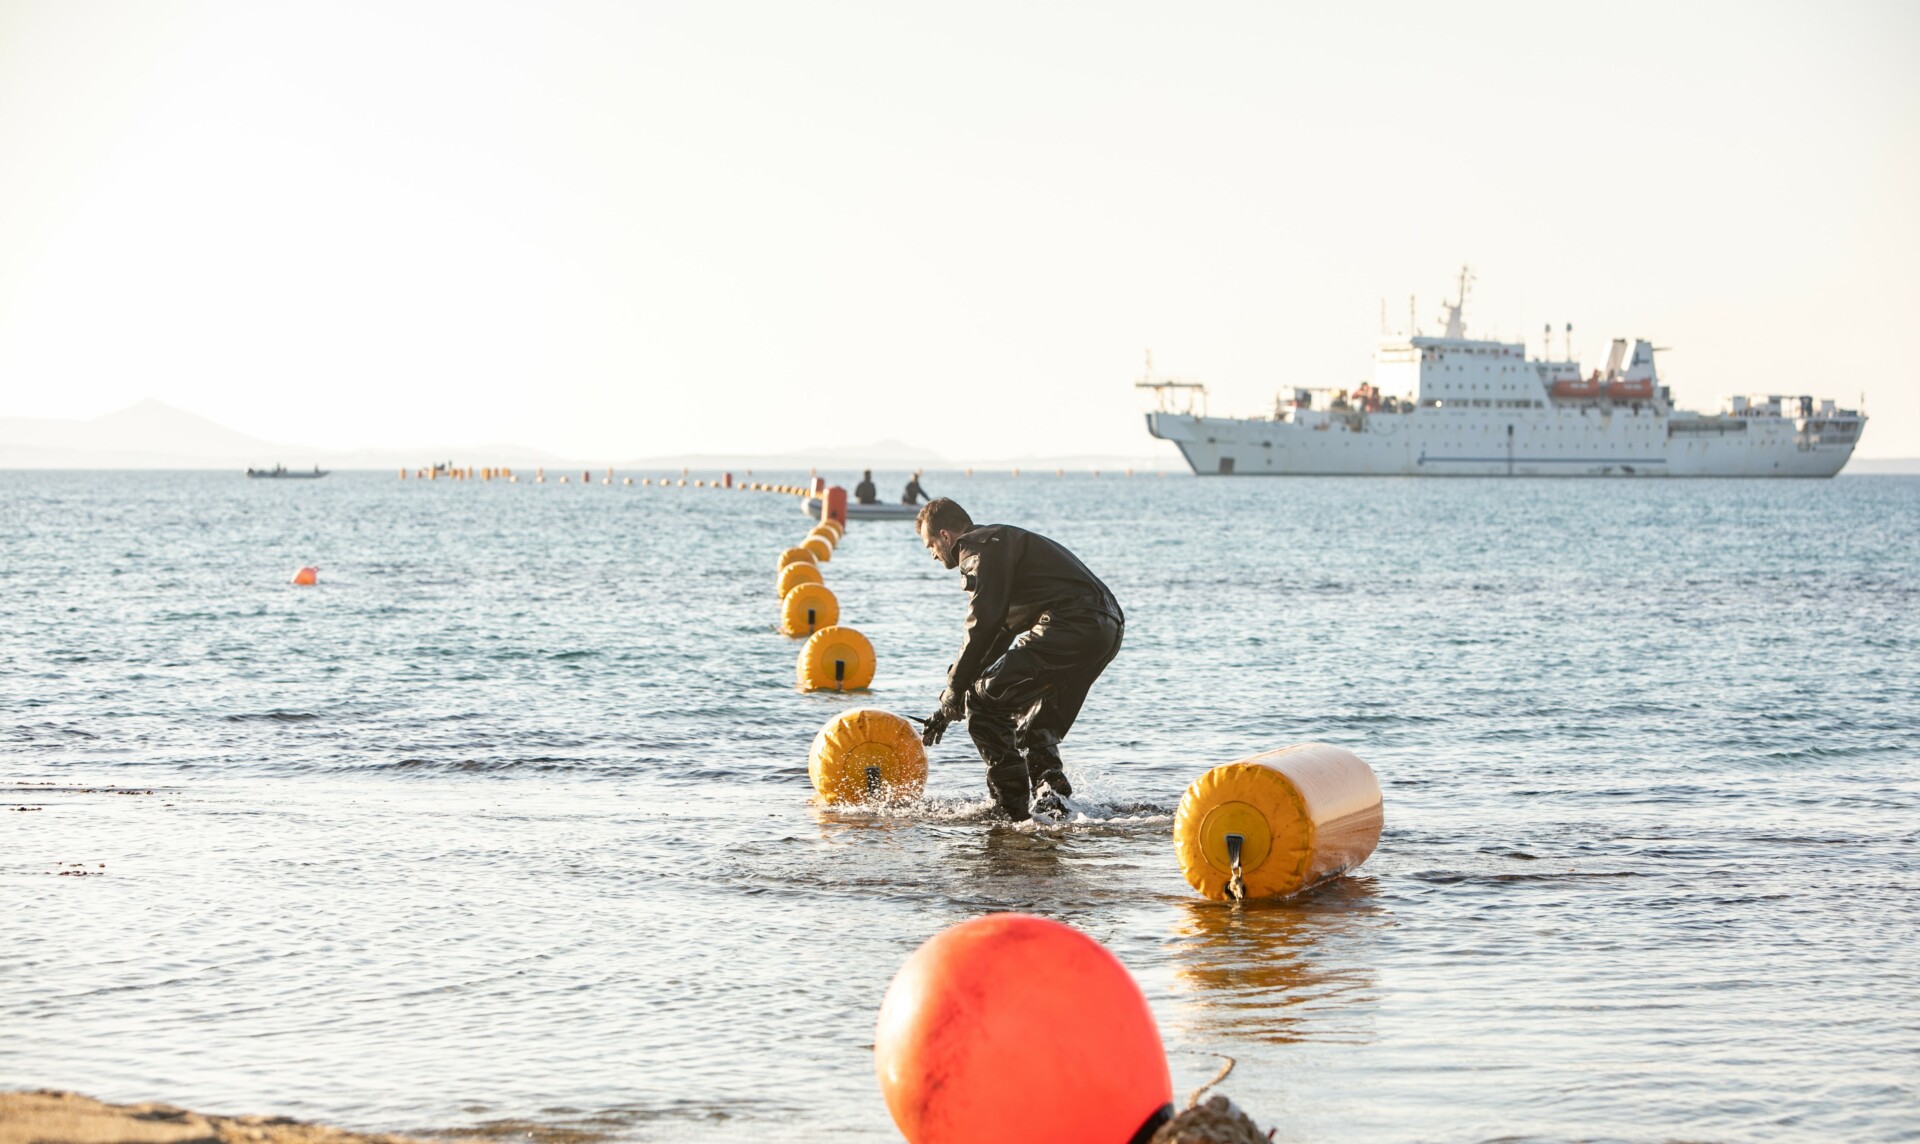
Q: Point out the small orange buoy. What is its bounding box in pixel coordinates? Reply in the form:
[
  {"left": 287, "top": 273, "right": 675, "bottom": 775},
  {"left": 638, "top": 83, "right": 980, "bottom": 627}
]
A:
[
  {"left": 808, "top": 707, "right": 922, "bottom": 801},
  {"left": 875, "top": 914, "right": 1173, "bottom": 1144},
  {"left": 291, "top": 566, "right": 318, "bottom": 586},
  {"left": 796, "top": 625, "right": 875, "bottom": 691},
  {"left": 777, "top": 560, "right": 823, "bottom": 598},
  {"left": 780, "top": 582, "right": 838, "bottom": 637}
]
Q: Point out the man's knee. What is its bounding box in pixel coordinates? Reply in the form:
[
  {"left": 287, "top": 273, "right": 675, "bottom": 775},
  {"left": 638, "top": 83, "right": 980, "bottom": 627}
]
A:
[
  {"left": 966, "top": 707, "right": 1016, "bottom": 754},
  {"left": 967, "top": 676, "right": 1024, "bottom": 718}
]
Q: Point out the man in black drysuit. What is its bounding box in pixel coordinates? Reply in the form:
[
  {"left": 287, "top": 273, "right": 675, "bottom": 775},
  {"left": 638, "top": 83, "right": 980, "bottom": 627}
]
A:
[
  {"left": 915, "top": 498, "right": 1124, "bottom": 821},
  {"left": 854, "top": 469, "right": 879, "bottom": 505}
]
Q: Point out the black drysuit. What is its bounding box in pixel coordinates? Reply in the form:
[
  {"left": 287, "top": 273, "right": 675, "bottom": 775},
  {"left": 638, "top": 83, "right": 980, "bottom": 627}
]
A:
[{"left": 943, "top": 525, "right": 1124, "bottom": 817}]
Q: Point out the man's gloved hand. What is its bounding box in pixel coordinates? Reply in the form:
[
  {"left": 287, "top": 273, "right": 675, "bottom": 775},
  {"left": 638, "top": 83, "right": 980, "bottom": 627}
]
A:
[
  {"left": 920, "top": 711, "right": 949, "bottom": 747},
  {"left": 922, "top": 686, "right": 965, "bottom": 746}
]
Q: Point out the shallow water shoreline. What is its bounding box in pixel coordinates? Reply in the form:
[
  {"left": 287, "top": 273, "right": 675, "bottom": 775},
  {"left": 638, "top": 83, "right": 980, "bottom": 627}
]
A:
[{"left": 6, "top": 472, "right": 1918, "bottom": 1141}]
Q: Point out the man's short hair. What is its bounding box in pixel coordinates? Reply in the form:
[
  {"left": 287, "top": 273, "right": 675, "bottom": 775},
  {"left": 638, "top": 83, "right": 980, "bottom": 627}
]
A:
[{"left": 916, "top": 497, "right": 972, "bottom": 536}]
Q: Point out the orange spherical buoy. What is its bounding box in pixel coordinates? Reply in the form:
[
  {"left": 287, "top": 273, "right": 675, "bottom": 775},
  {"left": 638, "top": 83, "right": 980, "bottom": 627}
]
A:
[
  {"left": 777, "top": 560, "right": 823, "bottom": 597},
  {"left": 291, "top": 566, "right": 318, "bottom": 586},
  {"left": 777, "top": 546, "right": 817, "bottom": 573},
  {"left": 780, "top": 582, "right": 838, "bottom": 638},
  {"left": 875, "top": 913, "right": 1173, "bottom": 1144},
  {"left": 803, "top": 535, "right": 832, "bottom": 563}
]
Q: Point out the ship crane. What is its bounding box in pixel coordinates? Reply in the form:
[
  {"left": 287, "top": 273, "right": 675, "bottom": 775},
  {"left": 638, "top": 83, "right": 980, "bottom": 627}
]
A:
[{"left": 1133, "top": 349, "right": 1208, "bottom": 416}]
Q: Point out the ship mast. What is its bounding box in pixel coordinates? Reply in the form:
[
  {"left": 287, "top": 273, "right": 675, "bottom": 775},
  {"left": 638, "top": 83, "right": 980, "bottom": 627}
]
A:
[{"left": 1441, "top": 265, "right": 1472, "bottom": 338}]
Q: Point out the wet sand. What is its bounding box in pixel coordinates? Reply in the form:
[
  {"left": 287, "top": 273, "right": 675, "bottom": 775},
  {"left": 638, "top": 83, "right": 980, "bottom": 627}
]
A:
[
  {"left": 0, "top": 1089, "right": 1269, "bottom": 1144},
  {"left": 0, "top": 1092, "right": 473, "bottom": 1144}
]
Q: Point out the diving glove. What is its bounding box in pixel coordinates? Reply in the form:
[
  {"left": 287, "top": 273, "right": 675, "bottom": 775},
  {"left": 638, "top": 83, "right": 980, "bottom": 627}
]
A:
[{"left": 921, "top": 711, "right": 950, "bottom": 746}]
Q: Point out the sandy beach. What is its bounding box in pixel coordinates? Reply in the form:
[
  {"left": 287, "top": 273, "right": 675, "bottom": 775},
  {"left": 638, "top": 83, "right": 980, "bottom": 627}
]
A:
[{"left": 0, "top": 1092, "right": 482, "bottom": 1144}]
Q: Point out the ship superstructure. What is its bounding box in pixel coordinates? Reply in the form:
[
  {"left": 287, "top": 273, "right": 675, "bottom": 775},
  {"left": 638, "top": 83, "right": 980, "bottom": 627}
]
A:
[{"left": 1143, "top": 271, "right": 1865, "bottom": 477}]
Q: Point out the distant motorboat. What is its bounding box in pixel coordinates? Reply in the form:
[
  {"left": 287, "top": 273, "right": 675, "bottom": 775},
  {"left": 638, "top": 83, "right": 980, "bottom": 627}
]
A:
[{"left": 245, "top": 464, "right": 329, "bottom": 479}]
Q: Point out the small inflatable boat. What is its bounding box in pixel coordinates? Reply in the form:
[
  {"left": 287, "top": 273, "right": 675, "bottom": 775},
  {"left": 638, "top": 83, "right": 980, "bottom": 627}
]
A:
[{"left": 803, "top": 498, "right": 921, "bottom": 522}]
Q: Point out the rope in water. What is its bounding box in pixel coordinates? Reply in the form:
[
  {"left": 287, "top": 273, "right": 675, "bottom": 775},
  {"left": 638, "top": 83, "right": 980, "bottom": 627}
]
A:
[{"left": 1149, "top": 1056, "right": 1271, "bottom": 1143}]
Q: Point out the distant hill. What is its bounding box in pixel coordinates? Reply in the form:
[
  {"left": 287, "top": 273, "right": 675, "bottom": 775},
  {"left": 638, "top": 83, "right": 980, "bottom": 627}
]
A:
[
  {"left": 0, "top": 399, "right": 1175, "bottom": 472},
  {"left": 0, "top": 400, "right": 568, "bottom": 470}
]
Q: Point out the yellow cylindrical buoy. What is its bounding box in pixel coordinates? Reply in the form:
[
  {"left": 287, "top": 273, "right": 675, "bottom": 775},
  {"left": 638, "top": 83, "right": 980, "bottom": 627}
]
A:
[
  {"left": 796, "top": 625, "right": 875, "bottom": 691},
  {"left": 1173, "top": 742, "right": 1383, "bottom": 902},
  {"left": 777, "top": 546, "right": 816, "bottom": 573},
  {"left": 781, "top": 582, "right": 838, "bottom": 638},
  {"left": 807, "top": 524, "right": 838, "bottom": 549},
  {"left": 777, "top": 560, "right": 823, "bottom": 597},
  {"left": 809, "top": 708, "right": 925, "bottom": 804},
  {"left": 815, "top": 518, "right": 843, "bottom": 542},
  {"left": 803, "top": 535, "right": 832, "bottom": 563}
]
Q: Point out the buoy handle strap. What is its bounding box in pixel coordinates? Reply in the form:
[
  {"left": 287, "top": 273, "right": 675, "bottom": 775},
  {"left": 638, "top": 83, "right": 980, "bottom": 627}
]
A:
[{"left": 1224, "top": 833, "right": 1246, "bottom": 902}]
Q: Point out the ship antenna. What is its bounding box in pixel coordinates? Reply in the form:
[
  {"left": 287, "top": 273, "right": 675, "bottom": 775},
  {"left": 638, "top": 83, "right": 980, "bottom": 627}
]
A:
[{"left": 1441, "top": 265, "right": 1472, "bottom": 338}]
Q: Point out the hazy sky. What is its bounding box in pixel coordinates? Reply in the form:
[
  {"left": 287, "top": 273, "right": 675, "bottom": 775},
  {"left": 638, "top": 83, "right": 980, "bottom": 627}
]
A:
[{"left": 2, "top": 0, "right": 1915, "bottom": 459}]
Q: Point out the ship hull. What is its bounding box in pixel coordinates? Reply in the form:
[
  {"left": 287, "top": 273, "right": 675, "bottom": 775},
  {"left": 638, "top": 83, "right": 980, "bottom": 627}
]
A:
[{"left": 1148, "top": 409, "right": 1858, "bottom": 478}]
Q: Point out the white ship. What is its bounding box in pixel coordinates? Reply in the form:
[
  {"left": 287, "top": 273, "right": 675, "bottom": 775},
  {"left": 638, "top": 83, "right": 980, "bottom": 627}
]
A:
[{"left": 1143, "top": 271, "right": 1866, "bottom": 477}]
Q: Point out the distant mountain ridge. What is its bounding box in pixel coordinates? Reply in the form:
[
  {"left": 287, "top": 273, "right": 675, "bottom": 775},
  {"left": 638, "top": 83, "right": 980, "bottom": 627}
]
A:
[
  {"left": 0, "top": 400, "right": 973, "bottom": 471},
  {"left": 0, "top": 400, "right": 572, "bottom": 470}
]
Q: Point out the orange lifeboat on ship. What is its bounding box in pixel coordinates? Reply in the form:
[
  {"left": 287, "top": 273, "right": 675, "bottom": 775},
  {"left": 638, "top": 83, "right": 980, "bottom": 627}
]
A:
[
  {"left": 1606, "top": 379, "right": 1655, "bottom": 401},
  {"left": 1550, "top": 377, "right": 1601, "bottom": 398}
]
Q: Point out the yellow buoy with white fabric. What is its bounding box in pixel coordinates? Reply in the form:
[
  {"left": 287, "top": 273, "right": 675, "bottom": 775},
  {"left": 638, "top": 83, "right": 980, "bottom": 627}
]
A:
[
  {"left": 809, "top": 708, "right": 925, "bottom": 804},
  {"left": 796, "top": 625, "right": 875, "bottom": 691},
  {"left": 777, "top": 561, "right": 823, "bottom": 597},
  {"left": 778, "top": 546, "right": 816, "bottom": 572},
  {"left": 781, "top": 582, "right": 839, "bottom": 638},
  {"left": 1173, "top": 742, "right": 1382, "bottom": 902},
  {"left": 803, "top": 536, "right": 832, "bottom": 563}
]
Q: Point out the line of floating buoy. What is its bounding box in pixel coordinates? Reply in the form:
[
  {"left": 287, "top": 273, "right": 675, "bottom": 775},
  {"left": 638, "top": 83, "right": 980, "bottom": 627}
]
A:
[
  {"left": 766, "top": 484, "right": 919, "bottom": 806},
  {"left": 395, "top": 465, "right": 833, "bottom": 494}
]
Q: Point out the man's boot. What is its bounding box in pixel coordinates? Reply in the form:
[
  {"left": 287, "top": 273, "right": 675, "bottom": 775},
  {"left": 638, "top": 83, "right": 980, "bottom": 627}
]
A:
[
  {"left": 1029, "top": 782, "right": 1067, "bottom": 819},
  {"left": 982, "top": 754, "right": 1032, "bottom": 822},
  {"left": 1020, "top": 727, "right": 1072, "bottom": 800}
]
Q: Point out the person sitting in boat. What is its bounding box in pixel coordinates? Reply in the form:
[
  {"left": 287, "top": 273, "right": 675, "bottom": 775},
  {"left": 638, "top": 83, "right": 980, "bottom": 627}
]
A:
[
  {"left": 854, "top": 470, "right": 879, "bottom": 505},
  {"left": 901, "top": 470, "right": 928, "bottom": 505},
  {"left": 915, "top": 498, "right": 1125, "bottom": 823}
]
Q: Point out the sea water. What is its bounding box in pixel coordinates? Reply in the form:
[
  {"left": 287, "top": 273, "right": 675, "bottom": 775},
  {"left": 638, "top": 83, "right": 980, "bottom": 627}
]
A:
[{"left": 3, "top": 470, "right": 1916, "bottom": 1142}]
